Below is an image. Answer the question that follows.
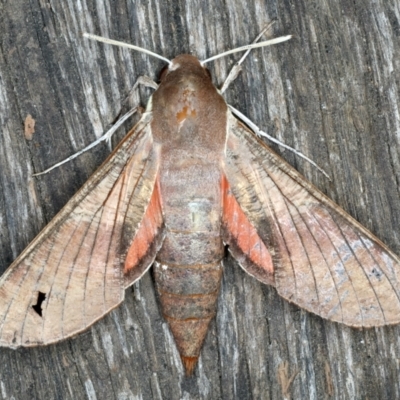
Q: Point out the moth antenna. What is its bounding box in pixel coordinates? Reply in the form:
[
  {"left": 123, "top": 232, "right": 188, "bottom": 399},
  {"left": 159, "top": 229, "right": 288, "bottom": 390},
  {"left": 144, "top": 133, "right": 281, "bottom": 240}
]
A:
[
  {"left": 83, "top": 33, "right": 171, "bottom": 65},
  {"left": 201, "top": 35, "right": 292, "bottom": 65}
]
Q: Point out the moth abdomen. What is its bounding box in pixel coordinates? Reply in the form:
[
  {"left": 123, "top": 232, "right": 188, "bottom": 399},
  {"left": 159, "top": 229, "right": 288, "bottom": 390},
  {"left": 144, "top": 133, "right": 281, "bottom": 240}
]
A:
[{"left": 154, "top": 260, "right": 223, "bottom": 375}]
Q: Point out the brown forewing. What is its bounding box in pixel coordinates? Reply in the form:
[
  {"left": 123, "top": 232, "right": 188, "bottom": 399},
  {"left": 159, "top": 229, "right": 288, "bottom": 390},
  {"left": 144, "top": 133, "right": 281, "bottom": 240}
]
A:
[
  {"left": 0, "top": 112, "right": 163, "bottom": 347},
  {"left": 223, "top": 113, "right": 400, "bottom": 327}
]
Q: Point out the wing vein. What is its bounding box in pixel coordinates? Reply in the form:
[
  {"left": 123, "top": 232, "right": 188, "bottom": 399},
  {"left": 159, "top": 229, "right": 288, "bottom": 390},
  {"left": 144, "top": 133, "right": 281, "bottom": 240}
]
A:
[
  {"left": 102, "top": 171, "right": 128, "bottom": 309},
  {"left": 61, "top": 216, "right": 94, "bottom": 337},
  {"left": 327, "top": 213, "right": 387, "bottom": 323},
  {"left": 35, "top": 217, "right": 84, "bottom": 340},
  {"left": 255, "top": 162, "right": 324, "bottom": 313},
  {"left": 83, "top": 206, "right": 106, "bottom": 325}
]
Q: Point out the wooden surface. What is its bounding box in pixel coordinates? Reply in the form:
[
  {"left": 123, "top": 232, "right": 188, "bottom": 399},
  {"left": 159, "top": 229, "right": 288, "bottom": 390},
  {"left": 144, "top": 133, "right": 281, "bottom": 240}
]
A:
[{"left": 1, "top": 0, "right": 400, "bottom": 399}]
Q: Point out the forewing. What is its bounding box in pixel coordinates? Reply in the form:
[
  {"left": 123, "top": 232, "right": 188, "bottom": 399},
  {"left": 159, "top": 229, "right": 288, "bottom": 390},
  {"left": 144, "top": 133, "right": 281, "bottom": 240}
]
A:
[
  {"left": 223, "top": 113, "right": 400, "bottom": 327},
  {"left": 0, "top": 112, "right": 163, "bottom": 347}
]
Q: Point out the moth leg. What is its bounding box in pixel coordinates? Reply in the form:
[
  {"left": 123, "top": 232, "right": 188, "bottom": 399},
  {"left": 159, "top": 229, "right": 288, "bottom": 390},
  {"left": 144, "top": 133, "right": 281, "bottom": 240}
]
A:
[
  {"left": 105, "top": 76, "right": 158, "bottom": 150},
  {"left": 229, "top": 106, "right": 331, "bottom": 179},
  {"left": 119, "top": 75, "right": 159, "bottom": 126},
  {"left": 220, "top": 23, "right": 275, "bottom": 94},
  {"left": 34, "top": 76, "right": 158, "bottom": 176},
  {"left": 33, "top": 107, "right": 139, "bottom": 176},
  {"left": 122, "top": 75, "right": 159, "bottom": 107},
  {"left": 221, "top": 25, "right": 330, "bottom": 179}
]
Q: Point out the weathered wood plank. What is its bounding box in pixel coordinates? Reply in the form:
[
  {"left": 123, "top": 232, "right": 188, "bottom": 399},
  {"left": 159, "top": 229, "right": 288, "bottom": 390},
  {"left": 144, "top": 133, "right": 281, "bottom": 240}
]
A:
[{"left": 0, "top": 0, "right": 399, "bottom": 399}]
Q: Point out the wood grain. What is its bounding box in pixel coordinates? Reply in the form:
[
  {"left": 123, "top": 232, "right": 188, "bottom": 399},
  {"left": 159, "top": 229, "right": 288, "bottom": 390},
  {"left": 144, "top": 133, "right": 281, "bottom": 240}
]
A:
[{"left": 1, "top": 0, "right": 399, "bottom": 399}]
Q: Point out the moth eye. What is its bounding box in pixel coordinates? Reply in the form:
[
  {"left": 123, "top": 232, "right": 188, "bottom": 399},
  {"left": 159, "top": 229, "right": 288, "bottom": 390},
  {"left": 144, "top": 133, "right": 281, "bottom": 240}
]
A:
[
  {"left": 32, "top": 291, "right": 46, "bottom": 317},
  {"left": 159, "top": 65, "right": 169, "bottom": 82}
]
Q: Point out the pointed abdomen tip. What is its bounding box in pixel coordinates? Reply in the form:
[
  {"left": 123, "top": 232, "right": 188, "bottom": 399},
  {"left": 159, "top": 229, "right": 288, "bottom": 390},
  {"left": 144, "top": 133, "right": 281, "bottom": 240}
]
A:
[{"left": 181, "top": 356, "right": 199, "bottom": 376}]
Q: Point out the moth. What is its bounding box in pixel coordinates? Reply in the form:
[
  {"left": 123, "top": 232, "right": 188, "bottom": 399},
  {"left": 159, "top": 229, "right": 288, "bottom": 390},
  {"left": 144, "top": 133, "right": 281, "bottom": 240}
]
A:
[{"left": 1, "top": 32, "right": 400, "bottom": 377}]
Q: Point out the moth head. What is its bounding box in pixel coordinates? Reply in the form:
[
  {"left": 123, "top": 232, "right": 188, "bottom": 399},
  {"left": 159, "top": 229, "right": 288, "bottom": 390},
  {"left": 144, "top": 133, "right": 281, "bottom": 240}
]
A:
[{"left": 159, "top": 54, "right": 212, "bottom": 83}]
